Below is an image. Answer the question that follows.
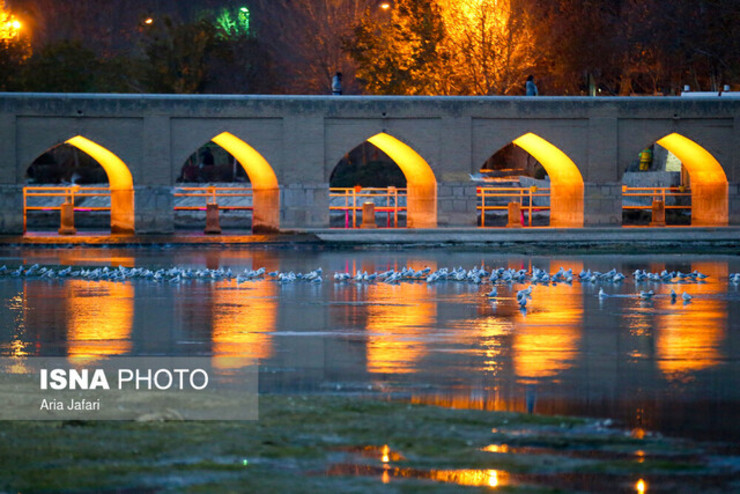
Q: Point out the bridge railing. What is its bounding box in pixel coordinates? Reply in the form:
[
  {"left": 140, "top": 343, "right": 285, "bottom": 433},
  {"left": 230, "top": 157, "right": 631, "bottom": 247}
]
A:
[
  {"left": 477, "top": 186, "right": 551, "bottom": 227},
  {"left": 329, "top": 187, "right": 407, "bottom": 228},
  {"left": 173, "top": 186, "right": 253, "bottom": 211},
  {"left": 23, "top": 185, "right": 111, "bottom": 232},
  {"left": 621, "top": 186, "right": 692, "bottom": 211}
]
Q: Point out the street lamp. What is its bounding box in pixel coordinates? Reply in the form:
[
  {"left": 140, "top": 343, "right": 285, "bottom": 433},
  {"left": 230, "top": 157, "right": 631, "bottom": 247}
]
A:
[{"left": 380, "top": 2, "right": 390, "bottom": 9}]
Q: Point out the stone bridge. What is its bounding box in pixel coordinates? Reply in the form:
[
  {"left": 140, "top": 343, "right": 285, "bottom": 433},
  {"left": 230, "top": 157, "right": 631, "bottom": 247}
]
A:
[{"left": 0, "top": 93, "right": 738, "bottom": 234}]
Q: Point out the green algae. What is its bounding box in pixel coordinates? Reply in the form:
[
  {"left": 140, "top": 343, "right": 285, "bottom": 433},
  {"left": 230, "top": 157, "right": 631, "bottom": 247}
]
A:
[{"left": 0, "top": 395, "right": 736, "bottom": 492}]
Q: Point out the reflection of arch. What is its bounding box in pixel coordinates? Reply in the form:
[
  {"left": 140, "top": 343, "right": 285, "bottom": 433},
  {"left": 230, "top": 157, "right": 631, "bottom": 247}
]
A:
[
  {"left": 366, "top": 132, "right": 437, "bottom": 228},
  {"left": 210, "top": 132, "right": 280, "bottom": 232},
  {"left": 655, "top": 133, "right": 728, "bottom": 226},
  {"left": 511, "top": 133, "right": 584, "bottom": 227},
  {"left": 64, "top": 136, "right": 135, "bottom": 234}
]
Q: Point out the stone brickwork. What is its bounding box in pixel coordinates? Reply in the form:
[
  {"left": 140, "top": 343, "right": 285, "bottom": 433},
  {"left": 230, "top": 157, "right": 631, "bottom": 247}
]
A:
[
  {"left": 584, "top": 183, "right": 623, "bottom": 226},
  {"left": 281, "top": 184, "right": 330, "bottom": 229},
  {"left": 134, "top": 186, "right": 174, "bottom": 233},
  {"left": 437, "top": 182, "right": 478, "bottom": 227},
  {"left": 729, "top": 183, "right": 740, "bottom": 225},
  {"left": 0, "top": 185, "right": 23, "bottom": 234},
  {"left": 0, "top": 94, "right": 738, "bottom": 232}
]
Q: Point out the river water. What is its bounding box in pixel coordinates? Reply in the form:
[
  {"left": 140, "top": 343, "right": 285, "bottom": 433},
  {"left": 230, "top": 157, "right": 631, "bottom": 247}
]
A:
[{"left": 1, "top": 246, "right": 738, "bottom": 442}]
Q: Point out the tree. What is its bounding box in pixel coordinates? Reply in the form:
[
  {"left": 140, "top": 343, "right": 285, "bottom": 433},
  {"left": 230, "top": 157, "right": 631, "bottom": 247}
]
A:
[
  {"left": 346, "top": 0, "right": 446, "bottom": 95},
  {"left": 251, "top": 0, "right": 374, "bottom": 94},
  {"left": 20, "top": 40, "right": 99, "bottom": 92},
  {"left": 438, "top": 0, "right": 539, "bottom": 95},
  {"left": 0, "top": 0, "right": 31, "bottom": 90},
  {"left": 142, "top": 18, "right": 216, "bottom": 93}
]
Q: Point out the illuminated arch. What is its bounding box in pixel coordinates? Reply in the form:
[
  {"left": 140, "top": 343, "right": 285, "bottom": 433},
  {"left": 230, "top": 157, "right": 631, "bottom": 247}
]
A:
[
  {"left": 511, "top": 133, "right": 584, "bottom": 228},
  {"left": 366, "top": 132, "right": 437, "bottom": 228},
  {"left": 655, "top": 133, "right": 728, "bottom": 226},
  {"left": 209, "top": 132, "right": 280, "bottom": 233},
  {"left": 65, "top": 136, "right": 134, "bottom": 233}
]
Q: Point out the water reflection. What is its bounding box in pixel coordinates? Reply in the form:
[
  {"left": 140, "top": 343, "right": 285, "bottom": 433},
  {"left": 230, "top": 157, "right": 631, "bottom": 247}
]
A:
[
  {"left": 211, "top": 280, "right": 278, "bottom": 367},
  {"left": 365, "top": 282, "right": 436, "bottom": 374},
  {"left": 654, "top": 262, "right": 727, "bottom": 380},
  {"left": 65, "top": 280, "right": 133, "bottom": 364},
  {"left": 0, "top": 248, "right": 738, "bottom": 441}
]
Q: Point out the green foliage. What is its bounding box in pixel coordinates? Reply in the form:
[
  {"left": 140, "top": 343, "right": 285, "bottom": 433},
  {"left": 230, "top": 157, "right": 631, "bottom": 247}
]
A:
[
  {"left": 142, "top": 18, "right": 216, "bottom": 94},
  {"left": 141, "top": 17, "right": 274, "bottom": 94},
  {"left": 20, "top": 40, "right": 99, "bottom": 92},
  {"left": 0, "top": 36, "right": 31, "bottom": 90}
]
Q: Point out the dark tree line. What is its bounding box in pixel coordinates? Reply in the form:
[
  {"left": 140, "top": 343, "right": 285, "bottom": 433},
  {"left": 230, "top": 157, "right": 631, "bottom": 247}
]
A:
[{"left": 1, "top": 0, "right": 738, "bottom": 95}]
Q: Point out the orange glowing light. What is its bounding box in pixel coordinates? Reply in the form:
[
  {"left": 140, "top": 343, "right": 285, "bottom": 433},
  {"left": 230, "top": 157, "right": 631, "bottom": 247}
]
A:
[
  {"left": 513, "top": 263, "right": 583, "bottom": 380},
  {"left": 654, "top": 262, "right": 727, "bottom": 379},
  {"left": 656, "top": 133, "right": 728, "bottom": 225},
  {"left": 144, "top": 17, "right": 153, "bottom": 25},
  {"left": 636, "top": 478, "right": 647, "bottom": 493},
  {"left": 64, "top": 135, "right": 135, "bottom": 233},
  {"left": 381, "top": 444, "right": 390, "bottom": 463},
  {"left": 65, "top": 280, "right": 134, "bottom": 364},
  {"left": 65, "top": 136, "right": 133, "bottom": 191},
  {"left": 366, "top": 132, "right": 437, "bottom": 228},
  {"left": 482, "top": 444, "right": 509, "bottom": 453},
  {"left": 211, "top": 280, "right": 278, "bottom": 367},
  {"left": 512, "top": 133, "right": 584, "bottom": 227},
  {"left": 380, "top": 2, "right": 390, "bottom": 9},
  {"left": 211, "top": 132, "right": 278, "bottom": 190},
  {"left": 365, "top": 282, "right": 436, "bottom": 374}
]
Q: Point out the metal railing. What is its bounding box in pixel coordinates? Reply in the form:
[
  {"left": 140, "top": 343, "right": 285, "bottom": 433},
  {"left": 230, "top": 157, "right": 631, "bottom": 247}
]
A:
[
  {"left": 329, "top": 187, "right": 406, "bottom": 228},
  {"left": 173, "top": 186, "right": 253, "bottom": 211},
  {"left": 23, "top": 186, "right": 111, "bottom": 232},
  {"left": 621, "top": 186, "right": 692, "bottom": 211},
  {"left": 477, "top": 186, "right": 550, "bottom": 227}
]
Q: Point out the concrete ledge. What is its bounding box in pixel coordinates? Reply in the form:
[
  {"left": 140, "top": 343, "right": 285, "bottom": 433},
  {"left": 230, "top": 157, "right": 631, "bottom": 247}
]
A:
[
  {"left": 306, "top": 226, "right": 740, "bottom": 250},
  {"left": 2, "top": 227, "right": 738, "bottom": 251}
]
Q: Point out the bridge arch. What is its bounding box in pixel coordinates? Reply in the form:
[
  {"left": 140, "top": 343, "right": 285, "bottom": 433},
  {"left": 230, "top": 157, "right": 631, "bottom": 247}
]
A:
[
  {"left": 364, "top": 132, "right": 437, "bottom": 228},
  {"left": 179, "top": 132, "right": 280, "bottom": 233},
  {"left": 483, "top": 133, "right": 583, "bottom": 227},
  {"left": 25, "top": 136, "right": 135, "bottom": 233},
  {"left": 654, "top": 133, "right": 728, "bottom": 226},
  {"left": 210, "top": 132, "right": 280, "bottom": 233}
]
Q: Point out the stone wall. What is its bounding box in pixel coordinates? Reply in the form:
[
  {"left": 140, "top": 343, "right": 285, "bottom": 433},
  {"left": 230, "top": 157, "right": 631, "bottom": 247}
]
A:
[
  {"left": 134, "top": 186, "right": 174, "bottom": 234},
  {"left": 281, "top": 184, "right": 329, "bottom": 229},
  {"left": 437, "top": 182, "right": 478, "bottom": 227}
]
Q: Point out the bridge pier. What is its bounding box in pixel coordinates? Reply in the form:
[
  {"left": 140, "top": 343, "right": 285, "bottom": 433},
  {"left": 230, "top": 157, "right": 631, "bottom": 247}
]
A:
[
  {"left": 0, "top": 185, "right": 23, "bottom": 234},
  {"left": 583, "top": 183, "right": 623, "bottom": 227},
  {"left": 281, "top": 184, "right": 330, "bottom": 229},
  {"left": 437, "top": 182, "right": 477, "bottom": 227},
  {"left": 730, "top": 183, "right": 740, "bottom": 226},
  {"left": 134, "top": 186, "right": 174, "bottom": 234}
]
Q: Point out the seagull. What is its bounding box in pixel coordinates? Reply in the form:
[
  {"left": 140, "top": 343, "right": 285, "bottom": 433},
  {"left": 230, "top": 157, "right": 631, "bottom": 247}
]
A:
[
  {"left": 639, "top": 290, "right": 655, "bottom": 300},
  {"left": 670, "top": 289, "right": 678, "bottom": 303},
  {"left": 598, "top": 288, "right": 608, "bottom": 299},
  {"left": 682, "top": 292, "right": 692, "bottom": 302},
  {"left": 486, "top": 286, "right": 497, "bottom": 298}
]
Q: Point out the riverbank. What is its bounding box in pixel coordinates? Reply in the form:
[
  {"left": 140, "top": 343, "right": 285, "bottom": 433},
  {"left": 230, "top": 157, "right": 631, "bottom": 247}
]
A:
[
  {"left": 2, "top": 394, "right": 738, "bottom": 493},
  {"left": 3, "top": 226, "right": 739, "bottom": 254}
]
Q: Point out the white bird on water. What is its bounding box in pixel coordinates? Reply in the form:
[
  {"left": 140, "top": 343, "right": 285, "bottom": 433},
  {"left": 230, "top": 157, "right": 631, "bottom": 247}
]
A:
[
  {"left": 682, "top": 292, "right": 693, "bottom": 302},
  {"left": 598, "top": 288, "right": 608, "bottom": 299},
  {"left": 670, "top": 289, "right": 678, "bottom": 303},
  {"left": 639, "top": 290, "right": 655, "bottom": 300},
  {"left": 486, "top": 286, "right": 497, "bottom": 298}
]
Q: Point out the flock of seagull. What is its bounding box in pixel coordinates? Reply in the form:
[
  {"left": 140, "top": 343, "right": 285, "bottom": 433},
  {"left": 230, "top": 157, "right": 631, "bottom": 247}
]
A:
[{"left": 1, "top": 263, "right": 738, "bottom": 309}]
